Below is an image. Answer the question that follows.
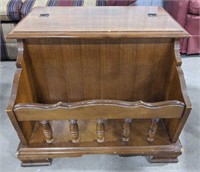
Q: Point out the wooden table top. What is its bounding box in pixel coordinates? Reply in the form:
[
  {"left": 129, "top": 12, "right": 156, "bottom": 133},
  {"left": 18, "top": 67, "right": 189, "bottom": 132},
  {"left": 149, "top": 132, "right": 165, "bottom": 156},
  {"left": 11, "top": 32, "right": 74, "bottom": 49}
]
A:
[{"left": 8, "top": 6, "right": 189, "bottom": 39}]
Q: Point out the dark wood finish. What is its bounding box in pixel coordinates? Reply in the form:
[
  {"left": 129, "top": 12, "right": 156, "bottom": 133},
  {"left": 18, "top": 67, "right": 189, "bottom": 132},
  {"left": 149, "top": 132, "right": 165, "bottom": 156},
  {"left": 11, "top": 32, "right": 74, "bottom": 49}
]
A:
[
  {"left": 21, "top": 158, "right": 52, "bottom": 167},
  {"left": 17, "top": 139, "right": 182, "bottom": 162},
  {"left": 149, "top": 154, "right": 180, "bottom": 163},
  {"left": 6, "top": 42, "right": 36, "bottom": 146},
  {"left": 122, "top": 119, "right": 132, "bottom": 142},
  {"left": 147, "top": 118, "right": 160, "bottom": 142},
  {"left": 96, "top": 119, "right": 105, "bottom": 143},
  {"left": 164, "top": 56, "right": 192, "bottom": 142},
  {"left": 69, "top": 120, "right": 79, "bottom": 143},
  {"left": 7, "top": 7, "right": 191, "bottom": 166},
  {"left": 22, "top": 120, "right": 173, "bottom": 146},
  {"left": 40, "top": 120, "right": 54, "bottom": 144},
  {"left": 17, "top": 38, "right": 176, "bottom": 103},
  {"left": 14, "top": 100, "right": 185, "bottom": 121}
]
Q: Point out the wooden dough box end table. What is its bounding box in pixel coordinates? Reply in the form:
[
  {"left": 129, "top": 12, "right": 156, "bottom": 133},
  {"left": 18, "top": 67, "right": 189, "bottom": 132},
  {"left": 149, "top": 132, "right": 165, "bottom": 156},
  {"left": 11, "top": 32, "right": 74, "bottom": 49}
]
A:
[{"left": 6, "top": 7, "right": 192, "bottom": 167}]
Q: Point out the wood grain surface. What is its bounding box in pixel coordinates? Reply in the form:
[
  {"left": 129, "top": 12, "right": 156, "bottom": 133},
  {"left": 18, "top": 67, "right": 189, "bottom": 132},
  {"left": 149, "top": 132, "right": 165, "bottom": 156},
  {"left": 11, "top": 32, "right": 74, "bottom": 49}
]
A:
[
  {"left": 6, "top": 7, "right": 191, "bottom": 165},
  {"left": 21, "top": 38, "right": 175, "bottom": 103},
  {"left": 7, "top": 7, "right": 189, "bottom": 38}
]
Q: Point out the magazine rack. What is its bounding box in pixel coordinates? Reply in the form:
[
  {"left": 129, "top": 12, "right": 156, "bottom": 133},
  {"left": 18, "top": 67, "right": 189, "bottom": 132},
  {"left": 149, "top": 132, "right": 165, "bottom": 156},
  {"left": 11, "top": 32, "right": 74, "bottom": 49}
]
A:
[{"left": 7, "top": 7, "right": 192, "bottom": 166}]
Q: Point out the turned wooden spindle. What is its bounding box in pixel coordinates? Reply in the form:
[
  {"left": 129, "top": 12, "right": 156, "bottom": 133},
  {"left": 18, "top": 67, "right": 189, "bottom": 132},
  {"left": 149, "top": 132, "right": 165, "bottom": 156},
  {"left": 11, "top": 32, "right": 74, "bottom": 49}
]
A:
[
  {"left": 147, "top": 118, "right": 160, "bottom": 142},
  {"left": 69, "top": 119, "right": 79, "bottom": 143},
  {"left": 40, "top": 120, "right": 54, "bottom": 143},
  {"left": 96, "top": 119, "right": 105, "bottom": 143},
  {"left": 122, "top": 118, "right": 132, "bottom": 142}
]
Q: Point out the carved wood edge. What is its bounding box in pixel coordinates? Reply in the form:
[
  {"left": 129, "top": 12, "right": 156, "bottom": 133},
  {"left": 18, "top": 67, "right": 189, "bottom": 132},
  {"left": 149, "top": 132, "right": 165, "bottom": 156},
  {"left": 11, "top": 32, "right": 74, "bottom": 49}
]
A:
[
  {"left": 6, "top": 69, "right": 22, "bottom": 112},
  {"left": 7, "top": 41, "right": 24, "bottom": 110},
  {"left": 170, "top": 67, "right": 192, "bottom": 142},
  {"left": 176, "top": 66, "right": 192, "bottom": 109},
  {"left": 14, "top": 99, "right": 185, "bottom": 111},
  {"left": 7, "top": 41, "right": 25, "bottom": 110},
  {"left": 173, "top": 39, "right": 191, "bottom": 108},
  {"left": 174, "top": 39, "right": 182, "bottom": 66},
  {"left": 6, "top": 69, "right": 28, "bottom": 145},
  {"left": 16, "top": 41, "right": 24, "bottom": 68}
]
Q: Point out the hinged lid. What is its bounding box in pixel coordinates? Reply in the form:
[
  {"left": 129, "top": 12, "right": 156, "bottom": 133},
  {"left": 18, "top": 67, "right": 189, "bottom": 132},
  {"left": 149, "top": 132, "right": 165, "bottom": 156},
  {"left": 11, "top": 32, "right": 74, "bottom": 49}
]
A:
[{"left": 8, "top": 6, "right": 189, "bottom": 39}]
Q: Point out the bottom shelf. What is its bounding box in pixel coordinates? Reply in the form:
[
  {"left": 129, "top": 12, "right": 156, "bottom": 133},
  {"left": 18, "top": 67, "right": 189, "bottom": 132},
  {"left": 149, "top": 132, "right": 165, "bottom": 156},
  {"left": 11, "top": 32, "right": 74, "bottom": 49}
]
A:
[
  {"left": 29, "top": 119, "right": 171, "bottom": 147},
  {"left": 17, "top": 120, "right": 183, "bottom": 166}
]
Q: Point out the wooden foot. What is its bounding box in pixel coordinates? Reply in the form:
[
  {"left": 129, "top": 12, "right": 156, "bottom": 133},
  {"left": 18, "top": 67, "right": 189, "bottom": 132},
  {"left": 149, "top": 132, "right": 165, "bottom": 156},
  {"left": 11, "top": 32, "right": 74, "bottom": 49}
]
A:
[
  {"left": 21, "top": 158, "right": 52, "bottom": 167},
  {"left": 149, "top": 154, "right": 180, "bottom": 163},
  {"left": 40, "top": 120, "right": 54, "bottom": 143},
  {"left": 96, "top": 119, "right": 105, "bottom": 143},
  {"left": 69, "top": 119, "right": 79, "bottom": 143},
  {"left": 122, "top": 118, "right": 132, "bottom": 142}
]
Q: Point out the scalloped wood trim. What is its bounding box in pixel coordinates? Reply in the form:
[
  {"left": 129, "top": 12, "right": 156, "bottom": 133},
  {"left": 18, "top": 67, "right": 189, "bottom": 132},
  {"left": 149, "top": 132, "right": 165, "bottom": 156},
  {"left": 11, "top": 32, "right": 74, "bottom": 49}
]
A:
[
  {"left": 174, "top": 39, "right": 182, "bottom": 66},
  {"left": 14, "top": 99, "right": 185, "bottom": 121}
]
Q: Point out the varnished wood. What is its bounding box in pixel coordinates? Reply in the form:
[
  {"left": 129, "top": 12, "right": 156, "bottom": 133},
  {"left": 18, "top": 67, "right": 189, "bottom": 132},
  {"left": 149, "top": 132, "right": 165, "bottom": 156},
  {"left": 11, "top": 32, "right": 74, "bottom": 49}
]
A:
[
  {"left": 165, "top": 54, "right": 192, "bottom": 142},
  {"left": 14, "top": 38, "right": 176, "bottom": 104},
  {"left": 13, "top": 100, "right": 185, "bottom": 121},
  {"left": 149, "top": 154, "right": 180, "bottom": 163},
  {"left": 40, "top": 120, "right": 54, "bottom": 144},
  {"left": 174, "top": 39, "right": 182, "bottom": 66},
  {"left": 17, "top": 137, "right": 183, "bottom": 163},
  {"left": 6, "top": 7, "right": 191, "bottom": 166},
  {"left": 96, "top": 119, "right": 105, "bottom": 143},
  {"left": 26, "top": 120, "right": 172, "bottom": 146},
  {"left": 21, "top": 158, "right": 52, "bottom": 167},
  {"left": 122, "top": 119, "right": 132, "bottom": 142},
  {"left": 6, "top": 42, "right": 36, "bottom": 146},
  {"left": 69, "top": 120, "right": 79, "bottom": 143},
  {"left": 6, "top": 70, "right": 28, "bottom": 145},
  {"left": 7, "top": 7, "right": 189, "bottom": 39},
  {"left": 147, "top": 118, "right": 160, "bottom": 142}
]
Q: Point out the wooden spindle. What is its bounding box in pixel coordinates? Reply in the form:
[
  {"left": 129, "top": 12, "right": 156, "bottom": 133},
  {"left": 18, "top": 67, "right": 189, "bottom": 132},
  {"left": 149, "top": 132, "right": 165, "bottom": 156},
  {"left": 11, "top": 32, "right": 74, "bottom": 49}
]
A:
[
  {"left": 40, "top": 120, "right": 54, "bottom": 143},
  {"left": 122, "top": 118, "right": 132, "bottom": 142},
  {"left": 69, "top": 119, "right": 79, "bottom": 143},
  {"left": 147, "top": 118, "right": 160, "bottom": 142},
  {"left": 96, "top": 119, "right": 105, "bottom": 143}
]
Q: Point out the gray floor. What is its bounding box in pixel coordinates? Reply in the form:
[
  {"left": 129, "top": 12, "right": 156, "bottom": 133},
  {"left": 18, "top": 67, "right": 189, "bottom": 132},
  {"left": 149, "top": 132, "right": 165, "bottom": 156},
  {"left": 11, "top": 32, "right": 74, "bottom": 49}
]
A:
[{"left": 0, "top": 56, "right": 200, "bottom": 172}]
